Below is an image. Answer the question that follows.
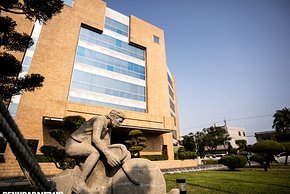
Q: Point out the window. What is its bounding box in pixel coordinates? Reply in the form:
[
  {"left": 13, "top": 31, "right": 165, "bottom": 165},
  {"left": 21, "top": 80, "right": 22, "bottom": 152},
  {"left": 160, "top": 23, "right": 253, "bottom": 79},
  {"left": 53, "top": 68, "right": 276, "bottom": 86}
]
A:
[
  {"left": 64, "top": 0, "right": 74, "bottom": 6},
  {"left": 105, "top": 17, "right": 129, "bottom": 37},
  {"left": 243, "top": 132, "right": 246, "bottom": 136},
  {"left": 170, "top": 99, "right": 175, "bottom": 112},
  {"left": 238, "top": 131, "right": 241, "bottom": 136},
  {"left": 153, "top": 35, "right": 159, "bottom": 44},
  {"left": 116, "top": 39, "right": 122, "bottom": 47}
]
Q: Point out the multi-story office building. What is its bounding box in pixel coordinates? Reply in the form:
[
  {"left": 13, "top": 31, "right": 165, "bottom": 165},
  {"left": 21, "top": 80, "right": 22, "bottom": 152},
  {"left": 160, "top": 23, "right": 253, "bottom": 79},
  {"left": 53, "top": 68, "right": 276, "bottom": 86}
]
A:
[{"left": 1, "top": 0, "right": 180, "bottom": 166}]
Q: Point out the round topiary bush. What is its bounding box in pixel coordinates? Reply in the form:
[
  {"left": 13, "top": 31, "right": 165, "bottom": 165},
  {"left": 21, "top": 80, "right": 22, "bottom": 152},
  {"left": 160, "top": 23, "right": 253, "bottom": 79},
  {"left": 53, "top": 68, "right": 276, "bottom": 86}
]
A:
[
  {"left": 219, "top": 155, "right": 247, "bottom": 170},
  {"left": 63, "top": 115, "right": 86, "bottom": 132},
  {"left": 251, "top": 153, "right": 265, "bottom": 165}
]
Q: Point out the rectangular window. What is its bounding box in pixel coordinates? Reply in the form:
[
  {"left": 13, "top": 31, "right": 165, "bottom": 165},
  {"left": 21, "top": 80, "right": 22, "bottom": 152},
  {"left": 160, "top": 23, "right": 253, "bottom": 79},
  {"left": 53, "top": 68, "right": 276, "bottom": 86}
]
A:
[
  {"left": 105, "top": 17, "right": 128, "bottom": 37},
  {"left": 116, "top": 39, "right": 122, "bottom": 47},
  {"left": 167, "top": 73, "right": 173, "bottom": 88},
  {"left": 243, "top": 132, "right": 246, "bottom": 136},
  {"left": 170, "top": 99, "right": 175, "bottom": 112},
  {"left": 238, "top": 131, "right": 241, "bottom": 136},
  {"left": 169, "top": 86, "right": 174, "bottom": 100},
  {"left": 153, "top": 35, "right": 160, "bottom": 44},
  {"left": 64, "top": 0, "right": 74, "bottom": 6}
]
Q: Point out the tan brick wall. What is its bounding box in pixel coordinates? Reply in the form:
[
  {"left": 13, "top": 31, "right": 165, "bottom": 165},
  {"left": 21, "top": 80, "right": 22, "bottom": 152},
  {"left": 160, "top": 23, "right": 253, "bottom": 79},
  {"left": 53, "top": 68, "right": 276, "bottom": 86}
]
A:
[
  {"left": 154, "top": 159, "right": 198, "bottom": 170},
  {"left": 3, "top": 0, "right": 180, "bottom": 165},
  {"left": 0, "top": 163, "right": 62, "bottom": 178},
  {"left": 130, "top": 16, "right": 170, "bottom": 117}
]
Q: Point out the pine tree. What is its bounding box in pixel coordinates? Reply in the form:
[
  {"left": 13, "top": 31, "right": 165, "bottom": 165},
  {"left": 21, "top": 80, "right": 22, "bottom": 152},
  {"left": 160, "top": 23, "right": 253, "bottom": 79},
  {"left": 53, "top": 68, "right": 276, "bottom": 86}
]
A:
[{"left": 0, "top": 0, "right": 63, "bottom": 104}]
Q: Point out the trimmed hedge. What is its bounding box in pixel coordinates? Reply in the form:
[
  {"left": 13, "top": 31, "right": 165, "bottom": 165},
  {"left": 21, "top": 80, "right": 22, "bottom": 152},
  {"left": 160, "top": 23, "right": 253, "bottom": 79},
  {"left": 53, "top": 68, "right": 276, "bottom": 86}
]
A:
[
  {"left": 251, "top": 153, "right": 265, "bottom": 165},
  {"left": 35, "top": 154, "right": 52, "bottom": 163},
  {"left": 218, "top": 155, "right": 247, "bottom": 170},
  {"left": 202, "top": 159, "right": 218, "bottom": 165},
  {"left": 140, "top": 154, "right": 168, "bottom": 161},
  {"left": 178, "top": 151, "right": 197, "bottom": 160}
]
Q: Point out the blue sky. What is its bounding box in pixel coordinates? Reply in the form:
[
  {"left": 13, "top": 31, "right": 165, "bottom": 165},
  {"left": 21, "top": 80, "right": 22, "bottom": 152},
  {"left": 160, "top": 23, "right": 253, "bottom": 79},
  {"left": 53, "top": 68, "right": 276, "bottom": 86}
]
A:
[{"left": 103, "top": 0, "right": 290, "bottom": 144}]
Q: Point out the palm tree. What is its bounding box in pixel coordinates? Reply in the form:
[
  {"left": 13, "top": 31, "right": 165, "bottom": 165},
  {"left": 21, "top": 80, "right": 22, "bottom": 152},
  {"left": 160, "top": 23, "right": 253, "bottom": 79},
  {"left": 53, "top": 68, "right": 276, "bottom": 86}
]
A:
[{"left": 272, "top": 107, "right": 290, "bottom": 133}]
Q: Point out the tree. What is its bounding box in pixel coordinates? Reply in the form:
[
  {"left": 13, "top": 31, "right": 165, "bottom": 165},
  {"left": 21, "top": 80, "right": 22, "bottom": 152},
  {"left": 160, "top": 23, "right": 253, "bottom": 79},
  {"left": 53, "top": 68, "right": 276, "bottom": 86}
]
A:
[
  {"left": 0, "top": 0, "right": 63, "bottom": 104},
  {"left": 40, "top": 115, "right": 86, "bottom": 169},
  {"left": 273, "top": 107, "right": 290, "bottom": 133},
  {"left": 281, "top": 142, "right": 290, "bottom": 165},
  {"left": 251, "top": 140, "right": 285, "bottom": 171},
  {"left": 194, "top": 131, "right": 206, "bottom": 157},
  {"left": 125, "top": 130, "right": 147, "bottom": 158},
  {"left": 219, "top": 155, "right": 247, "bottom": 171},
  {"left": 203, "top": 126, "right": 231, "bottom": 151},
  {"left": 182, "top": 133, "right": 195, "bottom": 152}
]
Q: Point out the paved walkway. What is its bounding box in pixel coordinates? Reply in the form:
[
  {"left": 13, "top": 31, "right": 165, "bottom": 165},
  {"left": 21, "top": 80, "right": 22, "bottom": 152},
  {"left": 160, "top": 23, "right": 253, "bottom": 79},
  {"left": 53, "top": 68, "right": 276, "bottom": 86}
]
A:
[
  {"left": 161, "top": 164, "right": 227, "bottom": 174},
  {"left": 0, "top": 164, "right": 227, "bottom": 187}
]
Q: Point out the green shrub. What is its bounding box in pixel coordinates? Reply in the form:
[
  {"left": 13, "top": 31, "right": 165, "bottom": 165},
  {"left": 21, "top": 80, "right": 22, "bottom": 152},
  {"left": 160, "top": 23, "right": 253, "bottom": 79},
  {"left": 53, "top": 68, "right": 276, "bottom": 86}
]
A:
[
  {"left": 63, "top": 115, "right": 86, "bottom": 132},
  {"left": 202, "top": 159, "right": 218, "bottom": 165},
  {"left": 126, "top": 129, "right": 147, "bottom": 158},
  {"left": 219, "top": 155, "right": 247, "bottom": 170},
  {"left": 177, "top": 151, "right": 197, "bottom": 160},
  {"left": 251, "top": 153, "right": 265, "bottom": 165},
  {"left": 40, "top": 145, "right": 76, "bottom": 169},
  {"left": 49, "top": 129, "right": 66, "bottom": 146},
  {"left": 35, "top": 154, "right": 52, "bottom": 163},
  {"left": 238, "top": 151, "right": 248, "bottom": 157},
  {"left": 178, "top": 152, "right": 186, "bottom": 160},
  {"left": 178, "top": 147, "right": 185, "bottom": 153},
  {"left": 251, "top": 140, "right": 285, "bottom": 170},
  {"left": 140, "top": 154, "right": 168, "bottom": 161}
]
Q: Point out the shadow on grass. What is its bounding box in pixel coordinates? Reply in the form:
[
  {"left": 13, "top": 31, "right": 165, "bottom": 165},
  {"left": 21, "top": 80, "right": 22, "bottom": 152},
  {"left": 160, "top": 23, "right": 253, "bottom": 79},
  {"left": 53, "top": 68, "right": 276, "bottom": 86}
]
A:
[
  {"left": 221, "top": 178, "right": 290, "bottom": 189},
  {"left": 195, "top": 173, "right": 290, "bottom": 189},
  {"left": 166, "top": 179, "right": 238, "bottom": 194}
]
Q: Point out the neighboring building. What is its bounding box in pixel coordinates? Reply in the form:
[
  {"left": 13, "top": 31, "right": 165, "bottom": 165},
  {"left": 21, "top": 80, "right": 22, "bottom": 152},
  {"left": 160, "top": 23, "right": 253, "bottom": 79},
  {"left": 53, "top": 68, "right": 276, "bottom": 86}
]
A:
[
  {"left": 255, "top": 130, "right": 290, "bottom": 142},
  {"left": 255, "top": 131, "right": 276, "bottom": 142},
  {"left": 226, "top": 126, "right": 247, "bottom": 148},
  {"left": 204, "top": 122, "right": 248, "bottom": 152},
  {"left": 2, "top": 0, "right": 180, "bottom": 167}
]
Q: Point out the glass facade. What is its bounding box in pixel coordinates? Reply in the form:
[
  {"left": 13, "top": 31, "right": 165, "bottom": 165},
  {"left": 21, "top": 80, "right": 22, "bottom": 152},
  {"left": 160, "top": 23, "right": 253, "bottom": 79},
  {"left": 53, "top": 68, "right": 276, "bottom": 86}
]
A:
[
  {"left": 80, "top": 28, "right": 144, "bottom": 60},
  {"left": 64, "top": 0, "right": 74, "bottom": 6},
  {"left": 76, "top": 46, "right": 145, "bottom": 80},
  {"left": 105, "top": 17, "right": 128, "bottom": 37},
  {"left": 69, "top": 12, "right": 146, "bottom": 112},
  {"left": 8, "top": 22, "right": 43, "bottom": 118},
  {"left": 168, "top": 72, "right": 175, "bottom": 115}
]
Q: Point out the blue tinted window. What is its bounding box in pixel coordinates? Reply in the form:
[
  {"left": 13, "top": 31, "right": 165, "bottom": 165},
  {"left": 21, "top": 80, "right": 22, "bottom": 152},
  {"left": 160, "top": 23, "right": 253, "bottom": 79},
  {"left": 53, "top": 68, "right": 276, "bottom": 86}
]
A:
[
  {"left": 116, "top": 40, "right": 122, "bottom": 47},
  {"left": 153, "top": 35, "right": 160, "bottom": 44},
  {"left": 64, "top": 0, "right": 74, "bottom": 6},
  {"left": 117, "top": 29, "right": 122, "bottom": 35},
  {"left": 71, "top": 70, "right": 146, "bottom": 101},
  {"left": 167, "top": 73, "right": 173, "bottom": 88},
  {"left": 22, "top": 56, "right": 32, "bottom": 72},
  {"left": 107, "top": 65, "right": 113, "bottom": 71},
  {"left": 170, "top": 99, "right": 175, "bottom": 112},
  {"left": 77, "top": 46, "right": 85, "bottom": 56},
  {"left": 8, "top": 103, "right": 18, "bottom": 118},
  {"left": 105, "top": 17, "right": 128, "bottom": 37},
  {"left": 69, "top": 97, "right": 145, "bottom": 112},
  {"left": 80, "top": 27, "right": 145, "bottom": 60},
  {"left": 75, "top": 47, "right": 145, "bottom": 80},
  {"left": 169, "top": 86, "right": 174, "bottom": 100}
]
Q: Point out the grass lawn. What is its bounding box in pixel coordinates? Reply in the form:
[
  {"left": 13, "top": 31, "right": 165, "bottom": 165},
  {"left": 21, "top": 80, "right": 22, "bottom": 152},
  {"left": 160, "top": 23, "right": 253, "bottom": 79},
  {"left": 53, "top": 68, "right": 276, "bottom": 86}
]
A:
[{"left": 165, "top": 165, "right": 290, "bottom": 194}]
